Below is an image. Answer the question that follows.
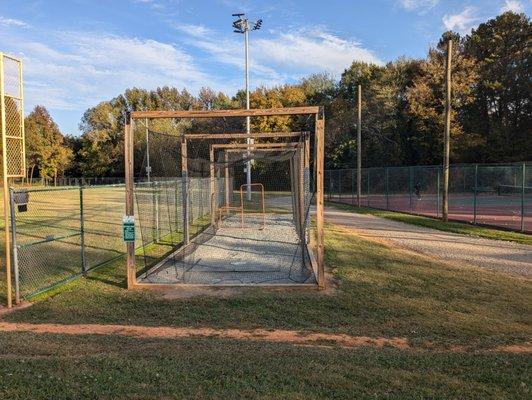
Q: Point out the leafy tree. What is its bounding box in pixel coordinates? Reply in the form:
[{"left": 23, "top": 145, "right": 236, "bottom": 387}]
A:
[
  {"left": 463, "top": 11, "right": 532, "bottom": 162},
  {"left": 70, "top": 11, "right": 530, "bottom": 177},
  {"left": 249, "top": 85, "right": 307, "bottom": 133},
  {"left": 406, "top": 32, "right": 481, "bottom": 164},
  {"left": 24, "top": 106, "right": 72, "bottom": 181}
]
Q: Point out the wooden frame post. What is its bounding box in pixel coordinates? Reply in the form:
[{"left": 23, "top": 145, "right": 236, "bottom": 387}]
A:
[
  {"left": 124, "top": 116, "right": 136, "bottom": 289},
  {"left": 297, "top": 145, "right": 306, "bottom": 266},
  {"left": 224, "top": 151, "right": 230, "bottom": 207},
  {"left": 315, "top": 110, "right": 325, "bottom": 289},
  {"left": 298, "top": 145, "right": 305, "bottom": 235},
  {"left": 209, "top": 145, "right": 216, "bottom": 228},
  {"left": 181, "top": 137, "right": 189, "bottom": 244}
]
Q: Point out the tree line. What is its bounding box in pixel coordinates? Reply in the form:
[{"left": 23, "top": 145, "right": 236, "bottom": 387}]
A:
[{"left": 24, "top": 11, "right": 530, "bottom": 180}]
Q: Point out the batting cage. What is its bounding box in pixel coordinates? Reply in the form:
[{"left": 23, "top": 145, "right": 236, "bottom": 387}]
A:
[{"left": 125, "top": 107, "right": 325, "bottom": 289}]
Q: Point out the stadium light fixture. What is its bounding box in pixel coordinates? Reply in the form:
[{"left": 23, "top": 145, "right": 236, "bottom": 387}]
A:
[{"left": 231, "top": 12, "right": 262, "bottom": 201}]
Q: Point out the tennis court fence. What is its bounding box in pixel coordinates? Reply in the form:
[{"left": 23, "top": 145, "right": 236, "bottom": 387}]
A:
[{"left": 326, "top": 162, "right": 531, "bottom": 233}]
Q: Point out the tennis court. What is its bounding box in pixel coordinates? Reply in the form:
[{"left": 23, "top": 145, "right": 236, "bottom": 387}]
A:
[{"left": 326, "top": 163, "right": 531, "bottom": 233}]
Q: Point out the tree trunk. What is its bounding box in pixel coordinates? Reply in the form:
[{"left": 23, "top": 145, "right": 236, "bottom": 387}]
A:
[{"left": 29, "top": 164, "right": 36, "bottom": 186}]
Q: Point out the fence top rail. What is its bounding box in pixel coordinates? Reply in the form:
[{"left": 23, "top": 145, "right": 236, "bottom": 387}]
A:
[
  {"left": 131, "top": 106, "right": 320, "bottom": 119},
  {"left": 11, "top": 183, "right": 127, "bottom": 193},
  {"left": 325, "top": 161, "right": 531, "bottom": 172}
]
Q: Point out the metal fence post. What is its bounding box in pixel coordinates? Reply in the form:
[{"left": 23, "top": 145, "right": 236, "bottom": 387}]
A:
[
  {"left": 155, "top": 182, "right": 160, "bottom": 242},
  {"left": 338, "top": 169, "right": 342, "bottom": 200},
  {"left": 409, "top": 166, "right": 413, "bottom": 213},
  {"left": 522, "top": 162, "right": 526, "bottom": 232},
  {"left": 182, "top": 175, "right": 189, "bottom": 245},
  {"left": 351, "top": 168, "right": 355, "bottom": 205},
  {"left": 385, "top": 167, "right": 389, "bottom": 210},
  {"left": 175, "top": 179, "right": 180, "bottom": 232},
  {"left": 473, "top": 164, "right": 478, "bottom": 225},
  {"left": 367, "top": 168, "right": 370, "bottom": 207},
  {"left": 8, "top": 188, "right": 20, "bottom": 304},
  {"left": 437, "top": 168, "right": 441, "bottom": 218},
  {"left": 79, "top": 185, "right": 87, "bottom": 274}
]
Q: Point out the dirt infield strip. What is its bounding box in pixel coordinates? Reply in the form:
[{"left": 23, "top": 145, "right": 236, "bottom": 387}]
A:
[
  {"left": 0, "top": 321, "right": 407, "bottom": 349},
  {"left": 0, "top": 322, "right": 530, "bottom": 353}
]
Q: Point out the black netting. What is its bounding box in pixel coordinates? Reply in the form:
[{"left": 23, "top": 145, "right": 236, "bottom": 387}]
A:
[{"left": 132, "top": 119, "right": 316, "bottom": 285}]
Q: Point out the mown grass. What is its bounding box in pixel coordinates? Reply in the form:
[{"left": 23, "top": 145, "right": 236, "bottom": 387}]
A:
[
  {"left": 0, "top": 333, "right": 529, "bottom": 400},
  {"left": 0, "top": 223, "right": 531, "bottom": 398},
  {"left": 327, "top": 201, "right": 532, "bottom": 245}
]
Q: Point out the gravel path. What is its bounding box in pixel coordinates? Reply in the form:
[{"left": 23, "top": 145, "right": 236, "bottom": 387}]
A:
[{"left": 325, "top": 208, "right": 532, "bottom": 278}]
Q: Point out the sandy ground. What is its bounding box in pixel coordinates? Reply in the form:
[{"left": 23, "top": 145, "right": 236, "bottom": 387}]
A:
[
  {"left": 141, "top": 214, "right": 314, "bottom": 285},
  {"left": 325, "top": 208, "right": 532, "bottom": 278}
]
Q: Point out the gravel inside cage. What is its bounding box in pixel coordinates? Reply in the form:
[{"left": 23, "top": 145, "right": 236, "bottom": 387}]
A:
[{"left": 140, "top": 213, "right": 315, "bottom": 285}]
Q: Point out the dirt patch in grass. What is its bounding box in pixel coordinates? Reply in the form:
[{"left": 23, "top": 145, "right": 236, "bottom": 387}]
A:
[
  {"left": 1, "top": 322, "right": 531, "bottom": 353},
  {"left": 0, "top": 302, "right": 33, "bottom": 317},
  {"left": 492, "top": 344, "right": 532, "bottom": 354},
  {"left": 0, "top": 321, "right": 409, "bottom": 349}
]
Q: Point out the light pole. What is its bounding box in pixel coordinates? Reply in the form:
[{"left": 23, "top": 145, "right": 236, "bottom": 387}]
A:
[{"left": 232, "top": 13, "right": 262, "bottom": 201}]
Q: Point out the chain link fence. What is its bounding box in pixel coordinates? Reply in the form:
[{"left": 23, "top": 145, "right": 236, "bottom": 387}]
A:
[
  {"left": 326, "top": 162, "right": 531, "bottom": 233},
  {"left": 6, "top": 184, "right": 126, "bottom": 300},
  {"left": 0, "top": 178, "right": 223, "bottom": 302},
  {"left": 5, "top": 177, "right": 125, "bottom": 187}
]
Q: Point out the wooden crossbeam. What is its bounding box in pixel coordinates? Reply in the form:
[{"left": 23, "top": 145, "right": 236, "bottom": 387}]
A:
[
  {"left": 211, "top": 142, "right": 300, "bottom": 150},
  {"left": 184, "top": 131, "right": 307, "bottom": 140},
  {"left": 131, "top": 106, "right": 319, "bottom": 119}
]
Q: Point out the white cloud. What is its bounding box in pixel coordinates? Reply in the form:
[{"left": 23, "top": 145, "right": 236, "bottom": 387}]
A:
[
  {"left": 255, "top": 29, "right": 382, "bottom": 74},
  {"left": 175, "top": 23, "right": 382, "bottom": 84},
  {"left": 12, "top": 31, "right": 217, "bottom": 117},
  {"left": 398, "top": 0, "right": 439, "bottom": 11},
  {"left": 501, "top": 0, "right": 524, "bottom": 13},
  {"left": 174, "top": 23, "right": 283, "bottom": 83},
  {"left": 6, "top": 19, "right": 382, "bottom": 133},
  {"left": 442, "top": 7, "right": 480, "bottom": 34},
  {"left": 0, "top": 16, "right": 28, "bottom": 27}
]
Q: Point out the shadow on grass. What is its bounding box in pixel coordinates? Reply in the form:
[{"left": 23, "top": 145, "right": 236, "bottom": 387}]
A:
[{"left": 3, "top": 223, "right": 530, "bottom": 352}]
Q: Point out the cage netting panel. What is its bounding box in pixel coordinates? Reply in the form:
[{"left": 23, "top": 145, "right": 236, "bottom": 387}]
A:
[{"left": 133, "top": 122, "right": 316, "bottom": 285}]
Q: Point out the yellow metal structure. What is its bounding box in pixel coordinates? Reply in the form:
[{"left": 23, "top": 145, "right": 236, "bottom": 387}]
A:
[{"left": 1, "top": 52, "right": 26, "bottom": 307}]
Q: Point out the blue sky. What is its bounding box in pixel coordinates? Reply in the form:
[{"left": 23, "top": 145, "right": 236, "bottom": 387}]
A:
[{"left": 0, "top": 0, "right": 530, "bottom": 135}]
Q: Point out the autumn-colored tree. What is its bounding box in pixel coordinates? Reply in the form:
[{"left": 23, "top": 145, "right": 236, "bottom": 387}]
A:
[
  {"left": 249, "top": 85, "right": 307, "bottom": 132},
  {"left": 24, "top": 106, "right": 72, "bottom": 182},
  {"left": 406, "top": 32, "right": 481, "bottom": 164}
]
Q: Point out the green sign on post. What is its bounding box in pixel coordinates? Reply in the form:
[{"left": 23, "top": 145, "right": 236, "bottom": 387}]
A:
[{"left": 123, "top": 215, "right": 135, "bottom": 242}]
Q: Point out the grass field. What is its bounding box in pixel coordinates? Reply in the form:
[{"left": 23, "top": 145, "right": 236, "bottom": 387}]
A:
[
  {"left": 0, "top": 183, "right": 218, "bottom": 303},
  {"left": 0, "top": 222, "right": 530, "bottom": 398},
  {"left": 327, "top": 201, "right": 532, "bottom": 245}
]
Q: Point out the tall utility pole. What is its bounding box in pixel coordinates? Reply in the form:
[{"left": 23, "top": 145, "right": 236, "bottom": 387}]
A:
[
  {"left": 442, "top": 39, "right": 452, "bottom": 221},
  {"left": 356, "top": 85, "right": 362, "bottom": 207},
  {"left": 232, "top": 13, "right": 262, "bottom": 200}
]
